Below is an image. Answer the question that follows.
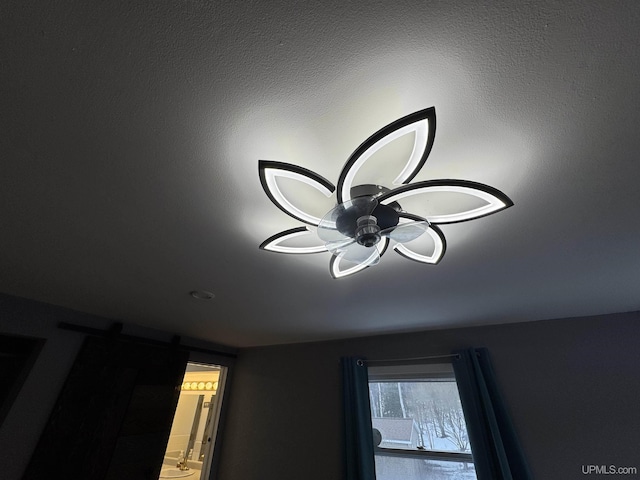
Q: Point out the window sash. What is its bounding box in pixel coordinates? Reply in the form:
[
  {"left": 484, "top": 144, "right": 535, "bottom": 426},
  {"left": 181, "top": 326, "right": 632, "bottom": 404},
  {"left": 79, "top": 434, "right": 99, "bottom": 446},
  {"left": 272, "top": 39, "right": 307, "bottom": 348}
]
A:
[
  {"left": 375, "top": 447, "right": 473, "bottom": 463},
  {"left": 369, "top": 363, "right": 474, "bottom": 467}
]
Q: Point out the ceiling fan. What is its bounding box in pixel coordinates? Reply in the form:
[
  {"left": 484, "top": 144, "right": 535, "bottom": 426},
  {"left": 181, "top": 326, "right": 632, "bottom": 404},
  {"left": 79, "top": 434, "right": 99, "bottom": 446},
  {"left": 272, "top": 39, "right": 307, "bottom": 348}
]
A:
[
  {"left": 258, "top": 107, "right": 513, "bottom": 278},
  {"left": 316, "top": 190, "right": 429, "bottom": 267}
]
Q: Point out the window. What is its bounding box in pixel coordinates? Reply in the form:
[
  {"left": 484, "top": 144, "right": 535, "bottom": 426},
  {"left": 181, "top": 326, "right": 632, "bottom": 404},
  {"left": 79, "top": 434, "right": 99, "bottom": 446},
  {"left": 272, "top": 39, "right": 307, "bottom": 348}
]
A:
[{"left": 368, "top": 362, "right": 477, "bottom": 480}]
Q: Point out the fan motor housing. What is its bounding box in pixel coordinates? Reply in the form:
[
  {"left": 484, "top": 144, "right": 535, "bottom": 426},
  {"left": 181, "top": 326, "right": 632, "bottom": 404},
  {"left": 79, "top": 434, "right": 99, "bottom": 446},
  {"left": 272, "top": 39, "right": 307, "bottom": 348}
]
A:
[
  {"left": 350, "top": 184, "right": 402, "bottom": 211},
  {"left": 355, "top": 216, "right": 381, "bottom": 247},
  {"left": 333, "top": 187, "right": 401, "bottom": 241}
]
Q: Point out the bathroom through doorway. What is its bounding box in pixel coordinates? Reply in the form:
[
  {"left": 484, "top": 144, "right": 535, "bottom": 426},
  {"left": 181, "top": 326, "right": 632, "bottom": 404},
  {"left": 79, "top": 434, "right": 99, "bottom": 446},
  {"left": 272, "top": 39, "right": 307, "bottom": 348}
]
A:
[{"left": 159, "top": 362, "right": 227, "bottom": 479}]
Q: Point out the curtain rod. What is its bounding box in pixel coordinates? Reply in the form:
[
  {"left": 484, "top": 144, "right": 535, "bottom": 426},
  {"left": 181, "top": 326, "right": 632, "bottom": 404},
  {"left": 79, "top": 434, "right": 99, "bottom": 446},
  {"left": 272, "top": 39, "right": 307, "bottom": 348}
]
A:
[
  {"left": 58, "top": 321, "right": 237, "bottom": 359},
  {"left": 365, "top": 353, "right": 460, "bottom": 365}
]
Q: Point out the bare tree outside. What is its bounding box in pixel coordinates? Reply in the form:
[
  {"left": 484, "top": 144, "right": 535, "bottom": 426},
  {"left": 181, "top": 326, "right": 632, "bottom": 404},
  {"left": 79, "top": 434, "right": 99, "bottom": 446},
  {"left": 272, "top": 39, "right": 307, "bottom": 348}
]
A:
[
  {"left": 370, "top": 380, "right": 476, "bottom": 479},
  {"left": 369, "top": 380, "right": 471, "bottom": 454},
  {"left": 369, "top": 375, "right": 476, "bottom": 480}
]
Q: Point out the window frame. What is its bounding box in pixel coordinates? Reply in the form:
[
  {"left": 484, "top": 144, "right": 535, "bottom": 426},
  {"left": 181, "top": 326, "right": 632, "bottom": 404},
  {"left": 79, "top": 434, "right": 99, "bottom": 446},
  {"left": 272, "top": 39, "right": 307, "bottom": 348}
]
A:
[{"left": 368, "top": 362, "right": 475, "bottom": 465}]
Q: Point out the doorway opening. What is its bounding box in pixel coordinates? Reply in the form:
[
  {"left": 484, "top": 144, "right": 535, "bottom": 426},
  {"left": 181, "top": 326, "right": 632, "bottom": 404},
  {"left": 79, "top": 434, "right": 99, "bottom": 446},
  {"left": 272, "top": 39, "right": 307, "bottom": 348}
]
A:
[{"left": 159, "top": 362, "right": 227, "bottom": 479}]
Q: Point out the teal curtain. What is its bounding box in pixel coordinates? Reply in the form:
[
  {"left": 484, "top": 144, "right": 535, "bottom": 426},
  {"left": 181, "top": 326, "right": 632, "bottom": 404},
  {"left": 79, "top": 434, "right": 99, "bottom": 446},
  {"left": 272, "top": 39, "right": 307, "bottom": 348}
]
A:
[
  {"left": 341, "top": 357, "right": 376, "bottom": 480},
  {"left": 452, "top": 348, "right": 532, "bottom": 480}
]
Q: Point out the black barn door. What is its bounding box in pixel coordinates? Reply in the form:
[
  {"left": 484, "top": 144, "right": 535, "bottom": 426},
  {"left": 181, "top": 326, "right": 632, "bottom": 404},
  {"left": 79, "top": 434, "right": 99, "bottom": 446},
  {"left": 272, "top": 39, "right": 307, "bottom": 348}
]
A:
[{"left": 24, "top": 335, "right": 189, "bottom": 480}]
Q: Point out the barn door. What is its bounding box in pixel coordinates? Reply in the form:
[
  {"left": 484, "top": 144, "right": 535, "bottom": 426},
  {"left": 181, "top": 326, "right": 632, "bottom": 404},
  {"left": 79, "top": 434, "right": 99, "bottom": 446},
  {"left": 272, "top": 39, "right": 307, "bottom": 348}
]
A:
[{"left": 24, "top": 335, "right": 189, "bottom": 480}]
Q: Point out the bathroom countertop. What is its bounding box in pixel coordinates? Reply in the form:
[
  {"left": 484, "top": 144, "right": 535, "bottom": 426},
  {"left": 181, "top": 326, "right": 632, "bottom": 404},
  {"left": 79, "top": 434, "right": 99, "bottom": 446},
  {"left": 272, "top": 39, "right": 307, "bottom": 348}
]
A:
[{"left": 158, "top": 466, "right": 201, "bottom": 479}]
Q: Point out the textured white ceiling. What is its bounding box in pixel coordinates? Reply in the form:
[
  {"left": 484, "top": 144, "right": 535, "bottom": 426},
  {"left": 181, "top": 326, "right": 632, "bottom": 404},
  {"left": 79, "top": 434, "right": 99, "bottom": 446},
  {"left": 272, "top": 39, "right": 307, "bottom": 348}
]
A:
[{"left": 2, "top": 0, "right": 640, "bottom": 347}]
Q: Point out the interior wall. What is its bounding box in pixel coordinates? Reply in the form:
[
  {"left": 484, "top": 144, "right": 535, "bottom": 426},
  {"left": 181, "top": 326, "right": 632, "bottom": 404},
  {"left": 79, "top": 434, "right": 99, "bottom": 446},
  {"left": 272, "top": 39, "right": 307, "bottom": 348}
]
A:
[
  {"left": 217, "top": 311, "right": 640, "bottom": 480},
  {"left": 166, "top": 394, "right": 201, "bottom": 455}
]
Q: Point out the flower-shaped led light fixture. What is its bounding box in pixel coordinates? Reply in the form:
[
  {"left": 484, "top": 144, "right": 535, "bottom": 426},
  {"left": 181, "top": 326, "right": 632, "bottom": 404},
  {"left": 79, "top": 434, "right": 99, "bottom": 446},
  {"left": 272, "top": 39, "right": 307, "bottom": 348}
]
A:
[{"left": 259, "top": 107, "right": 513, "bottom": 278}]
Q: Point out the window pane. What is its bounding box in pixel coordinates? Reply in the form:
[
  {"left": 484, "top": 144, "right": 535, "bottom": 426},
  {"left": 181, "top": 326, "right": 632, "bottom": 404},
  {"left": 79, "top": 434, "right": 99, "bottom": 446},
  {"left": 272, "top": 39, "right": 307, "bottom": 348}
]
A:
[
  {"left": 369, "top": 380, "right": 471, "bottom": 453},
  {"left": 375, "top": 455, "right": 477, "bottom": 480}
]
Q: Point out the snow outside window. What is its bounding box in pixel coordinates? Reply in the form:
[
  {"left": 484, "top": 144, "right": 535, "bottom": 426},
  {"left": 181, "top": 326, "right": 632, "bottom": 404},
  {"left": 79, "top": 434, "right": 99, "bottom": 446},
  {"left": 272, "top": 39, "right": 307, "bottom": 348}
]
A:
[{"left": 368, "top": 363, "right": 477, "bottom": 480}]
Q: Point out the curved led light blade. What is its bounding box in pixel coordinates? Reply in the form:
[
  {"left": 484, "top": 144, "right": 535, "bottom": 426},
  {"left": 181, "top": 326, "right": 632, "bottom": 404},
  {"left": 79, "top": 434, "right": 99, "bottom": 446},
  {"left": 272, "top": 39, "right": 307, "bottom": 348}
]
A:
[
  {"left": 336, "top": 107, "right": 436, "bottom": 204},
  {"left": 329, "top": 237, "right": 388, "bottom": 279},
  {"left": 377, "top": 236, "right": 390, "bottom": 257},
  {"left": 330, "top": 255, "right": 369, "bottom": 279},
  {"left": 259, "top": 160, "right": 336, "bottom": 225},
  {"left": 378, "top": 180, "right": 513, "bottom": 224},
  {"left": 259, "top": 227, "right": 328, "bottom": 254},
  {"left": 393, "top": 224, "right": 446, "bottom": 264}
]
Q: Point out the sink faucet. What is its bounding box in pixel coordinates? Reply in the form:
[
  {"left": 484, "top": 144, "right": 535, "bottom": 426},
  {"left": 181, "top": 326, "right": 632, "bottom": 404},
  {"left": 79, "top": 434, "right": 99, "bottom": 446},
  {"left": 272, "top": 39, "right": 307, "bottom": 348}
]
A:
[{"left": 176, "top": 451, "right": 190, "bottom": 471}]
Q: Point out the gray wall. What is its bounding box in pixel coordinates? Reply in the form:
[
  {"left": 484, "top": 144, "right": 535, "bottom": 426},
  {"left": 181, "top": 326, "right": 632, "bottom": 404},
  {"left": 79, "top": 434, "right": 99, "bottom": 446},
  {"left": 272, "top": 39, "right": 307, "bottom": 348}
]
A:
[{"left": 217, "top": 312, "right": 640, "bottom": 480}]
